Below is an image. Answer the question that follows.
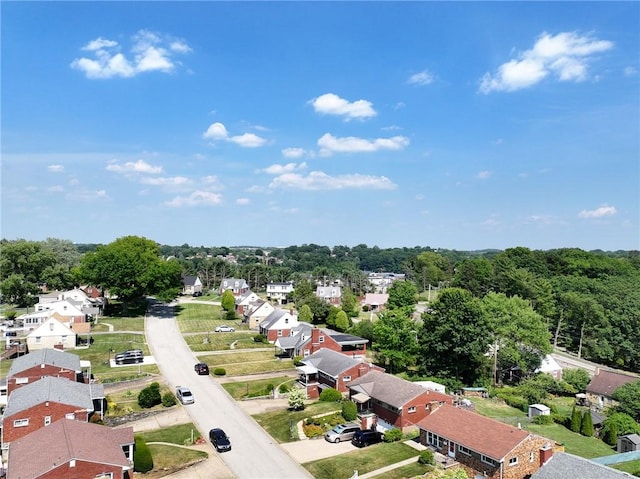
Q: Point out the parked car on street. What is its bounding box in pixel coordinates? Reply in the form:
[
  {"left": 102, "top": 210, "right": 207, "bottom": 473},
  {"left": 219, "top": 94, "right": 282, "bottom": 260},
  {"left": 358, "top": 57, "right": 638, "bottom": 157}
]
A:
[
  {"left": 209, "top": 428, "right": 231, "bottom": 452},
  {"left": 215, "top": 325, "right": 235, "bottom": 332},
  {"left": 194, "top": 362, "right": 210, "bottom": 375},
  {"left": 176, "top": 386, "right": 194, "bottom": 405},
  {"left": 351, "top": 430, "right": 383, "bottom": 448},
  {"left": 325, "top": 423, "right": 361, "bottom": 443}
]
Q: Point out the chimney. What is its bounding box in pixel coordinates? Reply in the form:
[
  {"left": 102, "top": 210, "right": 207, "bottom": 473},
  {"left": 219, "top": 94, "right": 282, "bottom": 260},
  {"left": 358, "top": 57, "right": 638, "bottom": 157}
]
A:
[
  {"left": 311, "top": 328, "right": 320, "bottom": 344},
  {"left": 539, "top": 444, "right": 554, "bottom": 466}
]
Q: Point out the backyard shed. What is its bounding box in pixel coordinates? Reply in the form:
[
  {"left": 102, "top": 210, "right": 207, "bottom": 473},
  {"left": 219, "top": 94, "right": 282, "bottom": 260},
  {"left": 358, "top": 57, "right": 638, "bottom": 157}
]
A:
[{"left": 528, "top": 403, "right": 551, "bottom": 418}]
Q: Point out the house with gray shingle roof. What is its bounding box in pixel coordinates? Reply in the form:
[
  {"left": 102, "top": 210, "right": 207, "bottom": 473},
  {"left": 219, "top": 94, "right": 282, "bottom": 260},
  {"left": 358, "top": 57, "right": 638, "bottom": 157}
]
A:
[
  {"left": 258, "top": 308, "right": 298, "bottom": 342},
  {"left": 244, "top": 299, "right": 276, "bottom": 329},
  {"left": 296, "top": 348, "right": 382, "bottom": 398},
  {"left": 348, "top": 370, "right": 453, "bottom": 432},
  {"left": 7, "top": 348, "right": 83, "bottom": 395},
  {"left": 531, "top": 451, "right": 634, "bottom": 479},
  {"left": 7, "top": 418, "right": 134, "bottom": 479},
  {"left": 275, "top": 323, "right": 368, "bottom": 359},
  {"left": 2, "top": 376, "right": 105, "bottom": 447},
  {"left": 219, "top": 278, "right": 249, "bottom": 297},
  {"left": 182, "top": 275, "right": 203, "bottom": 295}
]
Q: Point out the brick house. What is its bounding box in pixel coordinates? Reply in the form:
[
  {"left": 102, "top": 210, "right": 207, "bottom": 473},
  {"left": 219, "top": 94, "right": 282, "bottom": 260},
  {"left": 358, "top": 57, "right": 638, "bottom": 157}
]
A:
[
  {"left": 7, "top": 418, "right": 134, "bottom": 479},
  {"left": 2, "top": 376, "right": 105, "bottom": 447},
  {"left": 417, "top": 404, "right": 554, "bottom": 479},
  {"left": 219, "top": 278, "right": 249, "bottom": 297},
  {"left": 296, "top": 348, "right": 382, "bottom": 399},
  {"left": 275, "top": 324, "right": 368, "bottom": 359},
  {"left": 6, "top": 348, "right": 83, "bottom": 395},
  {"left": 585, "top": 369, "right": 638, "bottom": 410},
  {"left": 258, "top": 309, "right": 298, "bottom": 342},
  {"left": 347, "top": 370, "right": 453, "bottom": 432}
]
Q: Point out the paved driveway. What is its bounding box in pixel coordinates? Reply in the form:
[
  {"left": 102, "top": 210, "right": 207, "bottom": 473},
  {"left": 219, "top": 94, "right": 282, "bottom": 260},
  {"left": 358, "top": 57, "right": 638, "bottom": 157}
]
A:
[{"left": 145, "top": 301, "right": 312, "bottom": 479}]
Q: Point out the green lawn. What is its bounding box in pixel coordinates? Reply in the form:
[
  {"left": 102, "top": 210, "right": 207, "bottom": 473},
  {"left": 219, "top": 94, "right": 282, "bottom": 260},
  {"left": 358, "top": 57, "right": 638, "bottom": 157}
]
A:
[
  {"left": 202, "top": 350, "right": 277, "bottom": 366},
  {"left": 613, "top": 459, "right": 640, "bottom": 475},
  {"left": 175, "top": 303, "right": 227, "bottom": 333},
  {"left": 93, "top": 316, "right": 145, "bottom": 332},
  {"left": 212, "top": 359, "right": 296, "bottom": 376},
  {"left": 469, "top": 397, "right": 528, "bottom": 418},
  {"left": 146, "top": 444, "right": 208, "bottom": 476},
  {"left": 184, "top": 332, "right": 262, "bottom": 352},
  {"left": 303, "top": 442, "right": 421, "bottom": 479},
  {"left": 138, "top": 422, "right": 202, "bottom": 445},
  {"left": 222, "top": 375, "right": 297, "bottom": 399},
  {"left": 253, "top": 401, "right": 342, "bottom": 443},
  {"left": 106, "top": 385, "right": 173, "bottom": 415},
  {"left": 525, "top": 423, "right": 615, "bottom": 458}
]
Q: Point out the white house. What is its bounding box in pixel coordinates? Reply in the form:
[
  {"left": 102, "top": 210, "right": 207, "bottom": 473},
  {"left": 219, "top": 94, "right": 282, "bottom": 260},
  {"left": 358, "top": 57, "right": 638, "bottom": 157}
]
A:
[
  {"left": 316, "top": 286, "right": 341, "bottom": 305},
  {"left": 266, "top": 282, "right": 295, "bottom": 304},
  {"left": 235, "top": 291, "right": 262, "bottom": 315},
  {"left": 536, "top": 355, "right": 563, "bottom": 380},
  {"left": 259, "top": 309, "right": 299, "bottom": 342},
  {"left": 34, "top": 299, "right": 86, "bottom": 325},
  {"left": 245, "top": 301, "right": 276, "bottom": 330},
  {"left": 182, "top": 275, "right": 203, "bottom": 295},
  {"left": 219, "top": 278, "right": 249, "bottom": 297},
  {"left": 26, "top": 318, "right": 77, "bottom": 350}
]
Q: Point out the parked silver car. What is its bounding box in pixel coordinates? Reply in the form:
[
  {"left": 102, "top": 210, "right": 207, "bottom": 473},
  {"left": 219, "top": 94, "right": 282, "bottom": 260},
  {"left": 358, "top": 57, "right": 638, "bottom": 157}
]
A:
[
  {"left": 324, "top": 423, "right": 361, "bottom": 443},
  {"left": 176, "top": 386, "right": 194, "bottom": 405}
]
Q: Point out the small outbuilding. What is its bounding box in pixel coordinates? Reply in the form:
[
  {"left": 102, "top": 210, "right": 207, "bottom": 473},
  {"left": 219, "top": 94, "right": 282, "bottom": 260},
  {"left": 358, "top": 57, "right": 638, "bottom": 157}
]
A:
[
  {"left": 528, "top": 403, "right": 551, "bottom": 419},
  {"left": 617, "top": 433, "right": 640, "bottom": 453}
]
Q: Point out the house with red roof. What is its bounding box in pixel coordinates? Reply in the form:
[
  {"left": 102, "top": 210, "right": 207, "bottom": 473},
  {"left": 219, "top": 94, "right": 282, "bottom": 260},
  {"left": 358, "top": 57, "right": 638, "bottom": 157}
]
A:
[
  {"left": 585, "top": 368, "right": 638, "bottom": 410},
  {"left": 347, "top": 370, "right": 453, "bottom": 432},
  {"left": 7, "top": 418, "right": 134, "bottom": 479},
  {"left": 417, "top": 404, "right": 555, "bottom": 479}
]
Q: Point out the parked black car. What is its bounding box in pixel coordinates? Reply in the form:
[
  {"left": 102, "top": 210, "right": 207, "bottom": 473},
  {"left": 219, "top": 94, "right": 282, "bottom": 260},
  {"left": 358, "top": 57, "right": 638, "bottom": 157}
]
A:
[
  {"left": 351, "top": 430, "right": 383, "bottom": 448},
  {"left": 115, "top": 350, "right": 144, "bottom": 365},
  {"left": 209, "top": 428, "right": 231, "bottom": 452},
  {"left": 194, "top": 362, "right": 210, "bottom": 375}
]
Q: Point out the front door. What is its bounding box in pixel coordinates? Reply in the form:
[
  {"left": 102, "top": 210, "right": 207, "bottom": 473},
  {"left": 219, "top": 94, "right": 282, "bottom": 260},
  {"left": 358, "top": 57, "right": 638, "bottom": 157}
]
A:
[{"left": 448, "top": 441, "right": 455, "bottom": 458}]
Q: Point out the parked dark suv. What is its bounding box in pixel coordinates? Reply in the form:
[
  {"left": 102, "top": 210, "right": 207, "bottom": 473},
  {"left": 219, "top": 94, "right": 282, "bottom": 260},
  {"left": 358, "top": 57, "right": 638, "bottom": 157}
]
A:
[
  {"left": 351, "top": 430, "right": 383, "bottom": 448},
  {"left": 115, "top": 350, "right": 144, "bottom": 365}
]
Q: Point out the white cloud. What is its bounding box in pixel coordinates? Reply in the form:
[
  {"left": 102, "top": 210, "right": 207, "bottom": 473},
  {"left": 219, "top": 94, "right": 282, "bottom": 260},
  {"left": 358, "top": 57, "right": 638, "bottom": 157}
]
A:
[
  {"left": 578, "top": 204, "right": 617, "bottom": 219},
  {"left": 269, "top": 171, "right": 397, "bottom": 190},
  {"left": 236, "top": 198, "right": 250, "bottom": 205},
  {"left": 48, "top": 164, "right": 64, "bottom": 172},
  {"left": 259, "top": 162, "right": 307, "bottom": 175},
  {"left": 106, "top": 159, "right": 163, "bottom": 174},
  {"left": 476, "top": 171, "right": 492, "bottom": 179},
  {"left": 317, "top": 133, "right": 409, "bottom": 156},
  {"left": 202, "top": 176, "right": 224, "bottom": 189},
  {"left": 408, "top": 70, "right": 435, "bottom": 86},
  {"left": 202, "top": 122, "right": 267, "bottom": 148},
  {"left": 140, "top": 176, "right": 190, "bottom": 187},
  {"left": 309, "top": 93, "right": 377, "bottom": 121},
  {"left": 282, "top": 147, "right": 306, "bottom": 159},
  {"left": 480, "top": 31, "right": 614, "bottom": 93},
  {"left": 624, "top": 66, "right": 638, "bottom": 76},
  {"left": 165, "top": 190, "right": 223, "bottom": 207},
  {"left": 71, "top": 29, "right": 191, "bottom": 79},
  {"left": 66, "top": 189, "right": 108, "bottom": 201}
]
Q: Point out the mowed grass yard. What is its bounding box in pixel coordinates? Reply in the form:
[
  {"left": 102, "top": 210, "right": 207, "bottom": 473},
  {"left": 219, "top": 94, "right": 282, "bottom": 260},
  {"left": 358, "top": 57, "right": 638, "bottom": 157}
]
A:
[
  {"left": 222, "top": 375, "right": 297, "bottom": 399},
  {"left": 303, "top": 442, "right": 421, "bottom": 479},
  {"left": 93, "top": 316, "right": 145, "bottom": 332},
  {"left": 196, "top": 350, "right": 296, "bottom": 376},
  {"left": 175, "top": 303, "right": 231, "bottom": 333}
]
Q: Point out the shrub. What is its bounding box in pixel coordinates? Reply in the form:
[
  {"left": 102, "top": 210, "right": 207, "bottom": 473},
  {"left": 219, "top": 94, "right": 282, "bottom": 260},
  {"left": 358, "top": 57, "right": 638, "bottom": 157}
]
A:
[
  {"left": 213, "top": 368, "right": 226, "bottom": 376},
  {"left": 279, "top": 383, "right": 291, "bottom": 394},
  {"left": 292, "top": 355, "right": 304, "bottom": 367},
  {"left": 319, "top": 388, "right": 342, "bottom": 402},
  {"left": 302, "top": 423, "right": 324, "bottom": 438},
  {"left": 138, "top": 382, "right": 161, "bottom": 409},
  {"left": 581, "top": 410, "right": 594, "bottom": 436},
  {"left": 418, "top": 449, "right": 435, "bottom": 465},
  {"left": 499, "top": 393, "right": 528, "bottom": 412},
  {"left": 383, "top": 428, "right": 403, "bottom": 443},
  {"left": 253, "top": 334, "right": 267, "bottom": 343},
  {"left": 570, "top": 406, "right": 582, "bottom": 433},
  {"left": 266, "top": 383, "right": 275, "bottom": 393},
  {"left": 162, "top": 392, "right": 177, "bottom": 407},
  {"left": 533, "top": 414, "right": 554, "bottom": 425},
  {"left": 288, "top": 387, "right": 306, "bottom": 411},
  {"left": 342, "top": 401, "right": 358, "bottom": 421},
  {"left": 133, "top": 436, "right": 153, "bottom": 473}
]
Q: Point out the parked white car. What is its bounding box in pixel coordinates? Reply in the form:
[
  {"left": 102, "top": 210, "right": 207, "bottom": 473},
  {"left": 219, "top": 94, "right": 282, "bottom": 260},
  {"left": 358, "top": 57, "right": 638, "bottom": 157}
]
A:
[{"left": 215, "top": 325, "right": 235, "bottom": 332}]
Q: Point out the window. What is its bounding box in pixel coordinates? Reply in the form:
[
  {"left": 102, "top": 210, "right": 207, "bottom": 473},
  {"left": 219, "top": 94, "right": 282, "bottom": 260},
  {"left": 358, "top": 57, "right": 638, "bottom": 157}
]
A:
[
  {"left": 13, "top": 419, "right": 29, "bottom": 427},
  {"left": 66, "top": 413, "right": 75, "bottom": 420},
  {"left": 277, "top": 330, "right": 283, "bottom": 337},
  {"left": 481, "top": 455, "right": 497, "bottom": 466},
  {"left": 319, "top": 336, "right": 324, "bottom": 343},
  {"left": 49, "top": 322, "right": 55, "bottom": 331},
  {"left": 35, "top": 336, "right": 41, "bottom": 344},
  {"left": 509, "top": 457, "right": 518, "bottom": 466},
  {"left": 530, "top": 452, "right": 535, "bottom": 463},
  {"left": 458, "top": 445, "right": 471, "bottom": 456},
  {"left": 343, "top": 376, "right": 351, "bottom": 382},
  {"left": 408, "top": 406, "right": 417, "bottom": 413},
  {"left": 44, "top": 416, "right": 51, "bottom": 426},
  {"left": 61, "top": 335, "right": 67, "bottom": 343},
  {"left": 16, "top": 377, "right": 28, "bottom": 384}
]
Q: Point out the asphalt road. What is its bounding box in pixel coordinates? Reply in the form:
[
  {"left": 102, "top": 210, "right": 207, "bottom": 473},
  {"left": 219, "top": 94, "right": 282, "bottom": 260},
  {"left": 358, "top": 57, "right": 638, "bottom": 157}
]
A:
[{"left": 144, "top": 301, "right": 313, "bottom": 479}]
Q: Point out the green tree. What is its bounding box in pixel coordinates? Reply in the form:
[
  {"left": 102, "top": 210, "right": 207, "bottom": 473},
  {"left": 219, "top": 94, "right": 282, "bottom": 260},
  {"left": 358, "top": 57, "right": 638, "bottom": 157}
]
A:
[
  {"left": 340, "top": 287, "right": 359, "bottom": 317},
  {"left": 138, "top": 382, "right": 162, "bottom": 409},
  {"left": 562, "top": 369, "right": 591, "bottom": 392},
  {"left": 373, "top": 308, "right": 419, "bottom": 373},
  {"left": 77, "top": 236, "right": 182, "bottom": 304},
  {"left": 335, "top": 310, "right": 350, "bottom": 332},
  {"left": 612, "top": 380, "right": 640, "bottom": 422},
  {"left": 410, "top": 251, "right": 452, "bottom": 293},
  {"left": 602, "top": 421, "right": 618, "bottom": 446},
  {"left": 387, "top": 280, "right": 418, "bottom": 310},
  {"left": 342, "top": 400, "right": 357, "bottom": 421},
  {"left": 452, "top": 258, "right": 494, "bottom": 297},
  {"left": 221, "top": 290, "right": 235, "bottom": 312},
  {"left": 298, "top": 304, "right": 313, "bottom": 323},
  {"left": 419, "top": 288, "right": 490, "bottom": 384},
  {"left": 602, "top": 412, "right": 640, "bottom": 445},
  {"left": 133, "top": 436, "right": 154, "bottom": 473},
  {"left": 570, "top": 406, "right": 582, "bottom": 433},
  {"left": 349, "top": 319, "right": 374, "bottom": 343},
  {"left": 481, "top": 292, "right": 551, "bottom": 383},
  {"left": 581, "top": 410, "right": 594, "bottom": 436}
]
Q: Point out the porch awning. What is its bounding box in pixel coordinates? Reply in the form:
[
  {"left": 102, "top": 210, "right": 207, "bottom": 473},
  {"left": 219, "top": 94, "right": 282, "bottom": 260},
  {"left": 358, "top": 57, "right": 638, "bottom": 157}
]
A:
[
  {"left": 296, "top": 365, "right": 317, "bottom": 375},
  {"left": 352, "top": 392, "right": 370, "bottom": 403}
]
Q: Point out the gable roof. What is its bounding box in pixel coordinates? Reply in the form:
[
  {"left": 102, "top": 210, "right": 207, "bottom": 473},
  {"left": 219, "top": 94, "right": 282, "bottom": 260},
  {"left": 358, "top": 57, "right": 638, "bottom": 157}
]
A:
[
  {"left": 416, "top": 404, "right": 531, "bottom": 461},
  {"left": 182, "top": 275, "right": 199, "bottom": 286},
  {"left": 4, "top": 376, "right": 104, "bottom": 417},
  {"left": 7, "top": 418, "right": 133, "bottom": 478},
  {"left": 363, "top": 293, "right": 389, "bottom": 305},
  {"left": 348, "top": 370, "right": 448, "bottom": 409},
  {"left": 260, "top": 309, "right": 295, "bottom": 330},
  {"left": 621, "top": 434, "right": 640, "bottom": 445},
  {"left": 586, "top": 369, "right": 638, "bottom": 397},
  {"left": 531, "top": 452, "right": 633, "bottom": 479},
  {"left": 301, "top": 349, "right": 364, "bottom": 377},
  {"left": 220, "top": 278, "right": 248, "bottom": 289},
  {"left": 8, "top": 348, "right": 81, "bottom": 376}
]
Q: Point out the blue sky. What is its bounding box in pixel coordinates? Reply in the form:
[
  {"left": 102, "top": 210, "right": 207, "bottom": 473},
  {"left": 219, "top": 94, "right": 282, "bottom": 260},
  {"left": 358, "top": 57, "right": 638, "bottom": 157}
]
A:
[{"left": 2, "top": 2, "right": 638, "bottom": 251}]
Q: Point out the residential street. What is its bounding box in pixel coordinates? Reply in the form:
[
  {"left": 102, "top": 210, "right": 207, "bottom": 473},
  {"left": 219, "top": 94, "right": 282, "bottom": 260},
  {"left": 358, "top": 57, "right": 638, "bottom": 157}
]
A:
[{"left": 144, "top": 301, "right": 313, "bottom": 479}]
